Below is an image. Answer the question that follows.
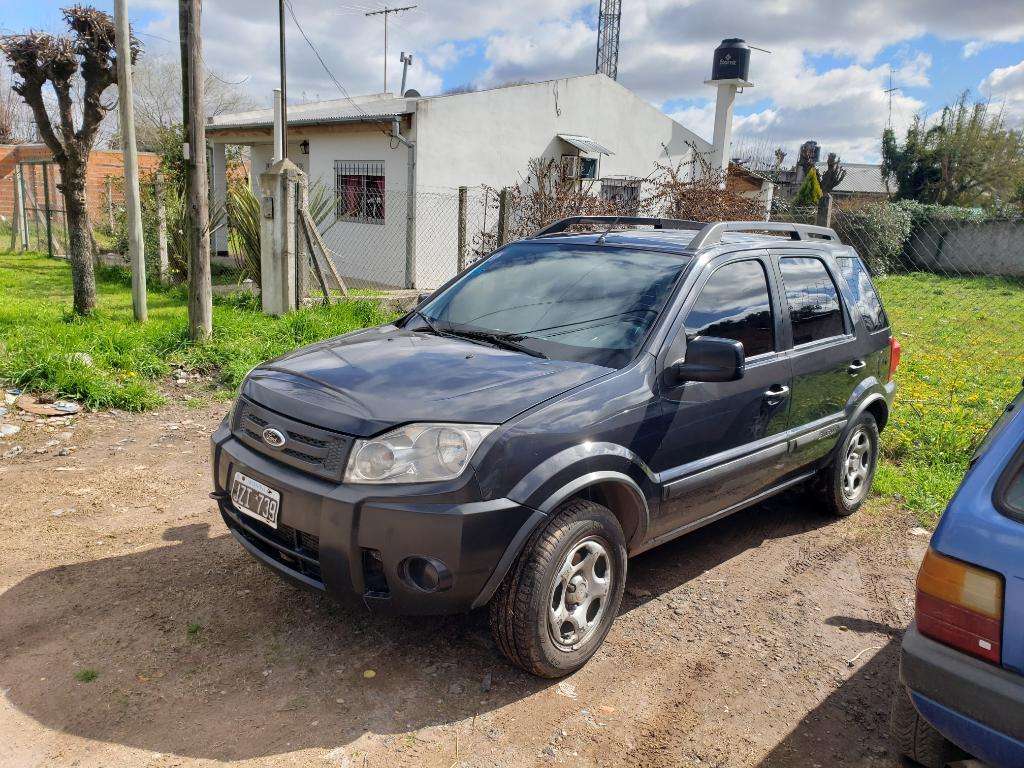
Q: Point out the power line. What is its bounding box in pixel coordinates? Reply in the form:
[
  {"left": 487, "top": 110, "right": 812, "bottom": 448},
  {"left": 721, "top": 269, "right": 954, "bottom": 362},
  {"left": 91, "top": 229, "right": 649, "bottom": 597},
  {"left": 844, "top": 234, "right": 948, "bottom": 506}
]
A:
[{"left": 282, "top": 0, "right": 395, "bottom": 140}]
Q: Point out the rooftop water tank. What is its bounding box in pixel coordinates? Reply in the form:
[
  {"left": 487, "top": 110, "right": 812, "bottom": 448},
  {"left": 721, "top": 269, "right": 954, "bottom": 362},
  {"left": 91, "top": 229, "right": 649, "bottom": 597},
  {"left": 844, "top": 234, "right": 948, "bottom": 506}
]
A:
[{"left": 711, "top": 38, "right": 750, "bottom": 82}]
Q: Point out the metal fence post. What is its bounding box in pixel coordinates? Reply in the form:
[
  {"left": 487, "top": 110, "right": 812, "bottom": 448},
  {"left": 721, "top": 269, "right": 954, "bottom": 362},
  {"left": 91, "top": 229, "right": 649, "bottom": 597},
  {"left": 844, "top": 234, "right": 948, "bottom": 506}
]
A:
[
  {"left": 154, "top": 172, "right": 169, "bottom": 283},
  {"left": 457, "top": 186, "right": 468, "bottom": 272},
  {"left": 106, "top": 176, "right": 115, "bottom": 230},
  {"left": 497, "top": 187, "right": 511, "bottom": 247},
  {"left": 41, "top": 163, "right": 54, "bottom": 258}
]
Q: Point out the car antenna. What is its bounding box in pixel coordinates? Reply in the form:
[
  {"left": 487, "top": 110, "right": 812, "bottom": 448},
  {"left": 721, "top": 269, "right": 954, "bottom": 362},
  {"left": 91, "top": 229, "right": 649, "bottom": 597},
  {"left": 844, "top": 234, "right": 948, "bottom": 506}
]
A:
[{"left": 596, "top": 217, "right": 621, "bottom": 244}]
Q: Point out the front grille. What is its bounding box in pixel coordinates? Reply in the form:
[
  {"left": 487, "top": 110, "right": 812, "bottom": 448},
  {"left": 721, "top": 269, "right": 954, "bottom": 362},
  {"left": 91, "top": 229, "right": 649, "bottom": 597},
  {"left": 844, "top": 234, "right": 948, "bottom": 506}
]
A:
[
  {"left": 234, "top": 399, "right": 353, "bottom": 480},
  {"left": 229, "top": 507, "right": 323, "bottom": 584}
]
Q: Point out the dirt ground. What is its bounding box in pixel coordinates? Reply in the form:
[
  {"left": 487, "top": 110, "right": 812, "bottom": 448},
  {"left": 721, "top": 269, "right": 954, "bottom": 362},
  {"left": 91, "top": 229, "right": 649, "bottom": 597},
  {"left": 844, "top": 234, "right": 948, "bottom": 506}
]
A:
[{"left": 0, "top": 385, "right": 929, "bottom": 768}]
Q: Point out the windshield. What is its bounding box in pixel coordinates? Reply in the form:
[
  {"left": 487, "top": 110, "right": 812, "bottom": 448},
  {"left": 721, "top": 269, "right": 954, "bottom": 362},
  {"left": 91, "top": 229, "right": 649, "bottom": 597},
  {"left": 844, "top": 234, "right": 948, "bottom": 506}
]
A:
[{"left": 418, "top": 242, "right": 689, "bottom": 368}]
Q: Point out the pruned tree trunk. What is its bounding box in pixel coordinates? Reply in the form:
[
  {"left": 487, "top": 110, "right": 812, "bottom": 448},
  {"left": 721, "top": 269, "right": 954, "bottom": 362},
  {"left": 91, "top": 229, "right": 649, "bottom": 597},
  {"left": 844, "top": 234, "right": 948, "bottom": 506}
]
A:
[{"left": 62, "top": 156, "right": 97, "bottom": 314}]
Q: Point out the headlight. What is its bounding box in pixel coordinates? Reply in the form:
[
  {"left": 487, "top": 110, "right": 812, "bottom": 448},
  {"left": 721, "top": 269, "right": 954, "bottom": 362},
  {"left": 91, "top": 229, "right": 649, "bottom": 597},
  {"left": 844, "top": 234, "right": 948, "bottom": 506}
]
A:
[{"left": 344, "top": 423, "right": 496, "bottom": 484}]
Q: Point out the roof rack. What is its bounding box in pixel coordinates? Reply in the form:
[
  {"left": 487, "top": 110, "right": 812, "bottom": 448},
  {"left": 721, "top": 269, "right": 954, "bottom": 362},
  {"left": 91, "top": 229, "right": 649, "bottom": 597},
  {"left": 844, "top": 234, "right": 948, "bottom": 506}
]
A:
[
  {"left": 534, "top": 216, "right": 839, "bottom": 250},
  {"left": 686, "top": 221, "right": 839, "bottom": 250},
  {"left": 535, "top": 216, "right": 706, "bottom": 236}
]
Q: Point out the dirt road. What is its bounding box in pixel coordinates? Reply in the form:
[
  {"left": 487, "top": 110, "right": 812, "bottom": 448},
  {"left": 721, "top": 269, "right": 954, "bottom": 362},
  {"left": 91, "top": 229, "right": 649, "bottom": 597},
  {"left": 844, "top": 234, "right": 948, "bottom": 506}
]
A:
[{"left": 0, "top": 391, "right": 927, "bottom": 767}]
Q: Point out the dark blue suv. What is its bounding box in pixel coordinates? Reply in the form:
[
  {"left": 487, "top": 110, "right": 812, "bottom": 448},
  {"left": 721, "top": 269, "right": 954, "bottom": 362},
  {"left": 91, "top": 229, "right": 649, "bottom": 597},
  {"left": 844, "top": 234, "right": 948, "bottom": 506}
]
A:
[
  {"left": 892, "top": 385, "right": 1024, "bottom": 767},
  {"left": 211, "top": 217, "right": 898, "bottom": 676}
]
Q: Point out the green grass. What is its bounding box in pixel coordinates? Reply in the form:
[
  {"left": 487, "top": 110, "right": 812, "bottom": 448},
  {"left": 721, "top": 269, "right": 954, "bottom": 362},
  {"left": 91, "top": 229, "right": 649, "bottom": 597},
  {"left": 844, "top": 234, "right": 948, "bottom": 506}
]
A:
[
  {"left": 74, "top": 668, "right": 98, "bottom": 683},
  {"left": 187, "top": 621, "right": 203, "bottom": 640},
  {"left": 0, "top": 250, "right": 397, "bottom": 410},
  {"left": 874, "top": 272, "right": 1024, "bottom": 525}
]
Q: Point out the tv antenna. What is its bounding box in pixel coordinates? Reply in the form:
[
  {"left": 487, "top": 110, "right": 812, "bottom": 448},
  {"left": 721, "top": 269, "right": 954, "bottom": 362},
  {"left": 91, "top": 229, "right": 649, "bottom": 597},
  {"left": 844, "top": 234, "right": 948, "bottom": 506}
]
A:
[
  {"left": 365, "top": 5, "right": 417, "bottom": 92},
  {"left": 884, "top": 66, "right": 900, "bottom": 129}
]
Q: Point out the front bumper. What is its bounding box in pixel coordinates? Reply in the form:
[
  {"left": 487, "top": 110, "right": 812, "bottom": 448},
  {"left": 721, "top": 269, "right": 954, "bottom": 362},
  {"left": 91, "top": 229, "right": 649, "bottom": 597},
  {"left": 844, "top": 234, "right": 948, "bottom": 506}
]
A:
[
  {"left": 211, "top": 423, "right": 538, "bottom": 615},
  {"left": 900, "top": 623, "right": 1024, "bottom": 766}
]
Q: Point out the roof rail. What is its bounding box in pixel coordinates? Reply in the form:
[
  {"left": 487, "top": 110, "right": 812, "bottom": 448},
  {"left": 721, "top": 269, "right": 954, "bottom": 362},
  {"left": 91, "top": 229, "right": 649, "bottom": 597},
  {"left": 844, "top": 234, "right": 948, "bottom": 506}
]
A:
[
  {"left": 686, "top": 221, "right": 839, "bottom": 250},
  {"left": 535, "top": 216, "right": 706, "bottom": 236}
]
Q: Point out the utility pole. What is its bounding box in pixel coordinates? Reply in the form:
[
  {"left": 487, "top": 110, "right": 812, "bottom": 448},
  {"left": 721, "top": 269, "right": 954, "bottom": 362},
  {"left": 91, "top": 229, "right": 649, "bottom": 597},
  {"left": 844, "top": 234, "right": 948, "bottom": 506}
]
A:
[
  {"left": 278, "top": 0, "right": 288, "bottom": 156},
  {"left": 114, "top": 0, "right": 147, "bottom": 322},
  {"left": 365, "top": 5, "right": 416, "bottom": 92},
  {"left": 179, "top": 0, "right": 212, "bottom": 340}
]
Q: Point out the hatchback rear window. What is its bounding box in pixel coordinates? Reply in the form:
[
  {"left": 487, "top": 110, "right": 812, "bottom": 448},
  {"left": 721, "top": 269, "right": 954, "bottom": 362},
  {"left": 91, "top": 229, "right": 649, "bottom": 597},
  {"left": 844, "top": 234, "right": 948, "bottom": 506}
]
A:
[{"left": 836, "top": 256, "right": 889, "bottom": 332}]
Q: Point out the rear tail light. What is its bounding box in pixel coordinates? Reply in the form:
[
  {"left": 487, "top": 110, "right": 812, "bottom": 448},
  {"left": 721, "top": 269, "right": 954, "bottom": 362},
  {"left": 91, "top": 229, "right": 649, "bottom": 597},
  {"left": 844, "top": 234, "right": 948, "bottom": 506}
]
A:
[
  {"left": 887, "top": 336, "right": 902, "bottom": 382},
  {"left": 916, "top": 548, "right": 1003, "bottom": 664}
]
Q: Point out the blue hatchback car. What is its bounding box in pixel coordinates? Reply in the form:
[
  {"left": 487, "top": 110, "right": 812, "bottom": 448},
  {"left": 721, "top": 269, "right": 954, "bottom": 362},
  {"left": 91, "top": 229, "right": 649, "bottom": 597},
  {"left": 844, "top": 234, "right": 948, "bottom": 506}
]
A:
[{"left": 893, "top": 384, "right": 1024, "bottom": 767}]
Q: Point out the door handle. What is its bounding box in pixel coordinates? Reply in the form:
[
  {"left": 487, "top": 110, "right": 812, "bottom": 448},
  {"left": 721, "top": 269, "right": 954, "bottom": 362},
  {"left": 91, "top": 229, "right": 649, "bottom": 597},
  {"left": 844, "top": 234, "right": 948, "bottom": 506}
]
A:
[
  {"left": 764, "top": 385, "right": 790, "bottom": 401},
  {"left": 848, "top": 359, "right": 866, "bottom": 374}
]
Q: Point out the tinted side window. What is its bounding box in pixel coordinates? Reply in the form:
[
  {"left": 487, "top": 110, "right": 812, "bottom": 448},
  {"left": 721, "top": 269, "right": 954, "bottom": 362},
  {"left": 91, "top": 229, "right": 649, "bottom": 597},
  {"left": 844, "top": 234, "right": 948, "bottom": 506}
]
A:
[
  {"left": 779, "top": 257, "right": 845, "bottom": 345},
  {"left": 685, "top": 260, "right": 774, "bottom": 357},
  {"left": 836, "top": 256, "right": 888, "bottom": 332}
]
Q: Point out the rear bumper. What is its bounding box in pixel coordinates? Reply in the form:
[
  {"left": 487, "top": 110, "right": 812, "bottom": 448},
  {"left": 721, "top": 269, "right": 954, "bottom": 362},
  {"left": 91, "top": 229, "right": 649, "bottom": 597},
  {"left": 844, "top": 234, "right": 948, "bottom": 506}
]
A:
[
  {"left": 212, "top": 424, "right": 538, "bottom": 615},
  {"left": 900, "top": 623, "right": 1024, "bottom": 765}
]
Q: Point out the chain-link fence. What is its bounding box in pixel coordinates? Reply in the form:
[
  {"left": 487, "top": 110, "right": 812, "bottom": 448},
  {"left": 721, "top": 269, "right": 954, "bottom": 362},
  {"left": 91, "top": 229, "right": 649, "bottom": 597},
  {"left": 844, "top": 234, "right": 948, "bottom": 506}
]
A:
[{"left": 3, "top": 161, "right": 69, "bottom": 258}]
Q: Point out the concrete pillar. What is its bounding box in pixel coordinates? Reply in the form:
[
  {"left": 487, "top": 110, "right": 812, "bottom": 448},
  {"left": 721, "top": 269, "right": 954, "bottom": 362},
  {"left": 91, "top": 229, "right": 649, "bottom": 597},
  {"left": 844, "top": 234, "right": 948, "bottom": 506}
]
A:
[
  {"left": 211, "top": 141, "right": 229, "bottom": 255},
  {"left": 259, "top": 158, "right": 301, "bottom": 315},
  {"left": 705, "top": 77, "right": 753, "bottom": 185},
  {"left": 272, "top": 88, "right": 283, "bottom": 163}
]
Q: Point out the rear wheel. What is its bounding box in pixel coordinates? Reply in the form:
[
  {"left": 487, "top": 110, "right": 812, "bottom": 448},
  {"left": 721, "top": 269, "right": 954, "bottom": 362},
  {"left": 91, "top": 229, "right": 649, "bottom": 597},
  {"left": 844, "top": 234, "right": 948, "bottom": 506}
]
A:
[
  {"left": 816, "top": 412, "right": 879, "bottom": 517},
  {"left": 890, "top": 686, "right": 964, "bottom": 768},
  {"left": 489, "top": 498, "right": 627, "bottom": 677}
]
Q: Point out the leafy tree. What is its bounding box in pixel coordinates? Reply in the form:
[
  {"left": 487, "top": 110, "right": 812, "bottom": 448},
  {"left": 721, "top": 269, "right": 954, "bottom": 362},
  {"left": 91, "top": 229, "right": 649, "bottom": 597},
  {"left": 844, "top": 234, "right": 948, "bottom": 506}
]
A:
[
  {"left": 881, "top": 92, "right": 1024, "bottom": 207},
  {"left": 1, "top": 6, "right": 139, "bottom": 315},
  {"left": 793, "top": 165, "right": 823, "bottom": 207}
]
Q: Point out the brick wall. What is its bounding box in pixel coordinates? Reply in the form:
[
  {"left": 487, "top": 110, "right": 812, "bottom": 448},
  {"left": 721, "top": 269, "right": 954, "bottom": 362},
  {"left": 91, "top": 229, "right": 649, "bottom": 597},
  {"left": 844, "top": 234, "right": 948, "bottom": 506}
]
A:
[{"left": 0, "top": 144, "right": 161, "bottom": 226}]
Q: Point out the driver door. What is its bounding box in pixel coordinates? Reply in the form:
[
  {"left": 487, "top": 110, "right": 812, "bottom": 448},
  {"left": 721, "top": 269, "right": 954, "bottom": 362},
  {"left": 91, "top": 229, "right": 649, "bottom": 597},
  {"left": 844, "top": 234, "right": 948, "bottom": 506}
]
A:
[{"left": 649, "top": 253, "right": 793, "bottom": 538}]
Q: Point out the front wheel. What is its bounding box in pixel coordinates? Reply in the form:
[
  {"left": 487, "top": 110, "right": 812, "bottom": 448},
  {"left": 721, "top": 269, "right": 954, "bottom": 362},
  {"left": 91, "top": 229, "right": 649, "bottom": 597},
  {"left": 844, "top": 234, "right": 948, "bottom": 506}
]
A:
[
  {"left": 489, "top": 499, "right": 627, "bottom": 677},
  {"left": 816, "top": 412, "right": 880, "bottom": 517}
]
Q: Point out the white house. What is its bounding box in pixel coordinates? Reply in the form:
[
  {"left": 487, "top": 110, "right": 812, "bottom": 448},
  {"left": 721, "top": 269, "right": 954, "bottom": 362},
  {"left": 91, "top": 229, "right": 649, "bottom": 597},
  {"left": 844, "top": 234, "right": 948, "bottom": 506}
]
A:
[{"left": 206, "top": 73, "right": 712, "bottom": 289}]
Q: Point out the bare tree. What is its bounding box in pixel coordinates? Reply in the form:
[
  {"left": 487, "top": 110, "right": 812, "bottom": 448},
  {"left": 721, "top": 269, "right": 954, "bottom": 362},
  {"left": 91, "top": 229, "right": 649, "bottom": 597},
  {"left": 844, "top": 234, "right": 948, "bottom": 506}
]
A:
[
  {"left": 127, "top": 54, "right": 254, "bottom": 150},
  {"left": 0, "top": 65, "right": 30, "bottom": 144},
  {"left": 1, "top": 6, "right": 139, "bottom": 315}
]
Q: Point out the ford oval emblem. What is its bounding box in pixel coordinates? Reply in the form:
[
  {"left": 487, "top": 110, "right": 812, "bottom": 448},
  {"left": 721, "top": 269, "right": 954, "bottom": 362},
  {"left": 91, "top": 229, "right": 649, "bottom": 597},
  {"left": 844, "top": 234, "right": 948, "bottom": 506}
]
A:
[{"left": 262, "top": 427, "right": 287, "bottom": 449}]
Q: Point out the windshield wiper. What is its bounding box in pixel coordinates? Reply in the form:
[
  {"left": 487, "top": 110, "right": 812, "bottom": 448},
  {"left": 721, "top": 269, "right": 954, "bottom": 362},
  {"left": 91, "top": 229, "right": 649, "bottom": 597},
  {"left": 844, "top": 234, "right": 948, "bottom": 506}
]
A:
[
  {"left": 444, "top": 328, "right": 548, "bottom": 359},
  {"left": 410, "top": 312, "right": 547, "bottom": 359}
]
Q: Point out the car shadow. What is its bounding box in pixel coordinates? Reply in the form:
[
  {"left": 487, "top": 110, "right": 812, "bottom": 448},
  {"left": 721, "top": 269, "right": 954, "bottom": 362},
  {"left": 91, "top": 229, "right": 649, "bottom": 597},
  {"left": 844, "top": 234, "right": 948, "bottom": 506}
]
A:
[
  {"left": 756, "top": 621, "right": 905, "bottom": 768},
  {"left": 0, "top": 493, "right": 835, "bottom": 761}
]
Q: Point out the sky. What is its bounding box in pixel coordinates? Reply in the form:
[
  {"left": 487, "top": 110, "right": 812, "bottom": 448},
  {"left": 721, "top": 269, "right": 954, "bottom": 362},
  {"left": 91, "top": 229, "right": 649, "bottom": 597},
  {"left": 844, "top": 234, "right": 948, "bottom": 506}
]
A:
[{"left": 3, "top": 0, "right": 1024, "bottom": 164}]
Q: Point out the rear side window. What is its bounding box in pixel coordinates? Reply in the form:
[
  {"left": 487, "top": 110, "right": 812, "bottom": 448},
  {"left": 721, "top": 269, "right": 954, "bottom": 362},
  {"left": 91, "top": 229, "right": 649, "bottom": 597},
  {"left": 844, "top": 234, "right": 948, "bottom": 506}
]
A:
[
  {"left": 836, "top": 256, "right": 888, "bottom": 332},
  {"left": 685, "top": 259, "right": 774, "bottom": 357},
  {"left": 779, "top": 257, "right": 845, "bottom": 345},
  {"left": 1002, "top": 465, "right": 1024, "bottom": 521}
]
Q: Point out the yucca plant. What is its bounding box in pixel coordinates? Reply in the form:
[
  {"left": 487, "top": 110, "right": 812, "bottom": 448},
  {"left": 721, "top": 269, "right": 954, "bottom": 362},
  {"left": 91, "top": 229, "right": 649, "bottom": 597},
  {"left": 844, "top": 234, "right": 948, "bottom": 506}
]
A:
[{"left": 227, "top": 179, "right": 337, "bottom": 287}]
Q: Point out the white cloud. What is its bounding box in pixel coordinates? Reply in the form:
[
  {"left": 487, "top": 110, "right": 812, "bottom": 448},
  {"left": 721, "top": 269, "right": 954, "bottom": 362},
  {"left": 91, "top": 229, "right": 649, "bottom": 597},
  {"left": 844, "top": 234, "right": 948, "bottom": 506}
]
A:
[
  {"left": 963, "top": 40, "right": 991, "bottom": 59},
  {"left": 980, "top": 58, "right": 1024, "bottom": 123},
  {"left": 124, "top": 0, "right": 1022, "bottom": 162}
]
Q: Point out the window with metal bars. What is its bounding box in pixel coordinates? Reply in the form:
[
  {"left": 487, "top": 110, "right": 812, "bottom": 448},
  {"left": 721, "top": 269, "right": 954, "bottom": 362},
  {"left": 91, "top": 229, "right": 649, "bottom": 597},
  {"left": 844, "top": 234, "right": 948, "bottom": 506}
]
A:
[{"left": 335, "top": 160, "right": 385, "bottom": 224}]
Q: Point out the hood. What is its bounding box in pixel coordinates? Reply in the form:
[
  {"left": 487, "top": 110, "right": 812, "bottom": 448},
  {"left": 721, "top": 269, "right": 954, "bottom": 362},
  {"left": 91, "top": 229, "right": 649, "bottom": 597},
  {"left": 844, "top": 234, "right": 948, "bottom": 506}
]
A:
[{"left": 241, "top": 325, "right": 612, "bottom": 437}]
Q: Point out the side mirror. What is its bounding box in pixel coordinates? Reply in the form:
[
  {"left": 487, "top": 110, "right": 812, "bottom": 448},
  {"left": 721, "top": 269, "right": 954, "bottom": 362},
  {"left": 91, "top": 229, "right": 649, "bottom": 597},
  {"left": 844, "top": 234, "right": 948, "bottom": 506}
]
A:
[{"left": 671, "top": 336, "right": 745, "bottom": 383}]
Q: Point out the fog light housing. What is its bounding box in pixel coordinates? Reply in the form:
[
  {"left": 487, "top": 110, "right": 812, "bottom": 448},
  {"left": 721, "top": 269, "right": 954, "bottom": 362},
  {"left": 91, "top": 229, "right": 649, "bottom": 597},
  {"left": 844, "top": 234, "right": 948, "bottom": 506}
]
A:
[{"left": 399, "top": 556, "right": 452, "bottom": 593}]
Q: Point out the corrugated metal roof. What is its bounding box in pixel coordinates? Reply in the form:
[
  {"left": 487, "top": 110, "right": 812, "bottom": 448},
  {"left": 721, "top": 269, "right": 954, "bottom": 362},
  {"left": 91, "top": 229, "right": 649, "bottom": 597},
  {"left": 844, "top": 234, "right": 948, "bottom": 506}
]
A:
[
  {"left": 558, "top": 134, "right": 614, "bottom": 155},
  {"left": 207, "top": 96, "right": 414, "bottom": 132},
  {"left": 815, "top": 162, "right": 889, "bottom": 195}
]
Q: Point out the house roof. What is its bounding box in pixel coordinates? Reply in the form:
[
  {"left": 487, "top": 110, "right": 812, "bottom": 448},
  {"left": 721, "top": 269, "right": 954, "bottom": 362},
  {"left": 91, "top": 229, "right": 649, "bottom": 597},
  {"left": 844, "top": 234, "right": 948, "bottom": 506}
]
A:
[
  {"left": 206, "top": 94, "right": 413, "bottom": 132},
  {"left": 815, "top": 162, "right": 889, "bottom": 195}
]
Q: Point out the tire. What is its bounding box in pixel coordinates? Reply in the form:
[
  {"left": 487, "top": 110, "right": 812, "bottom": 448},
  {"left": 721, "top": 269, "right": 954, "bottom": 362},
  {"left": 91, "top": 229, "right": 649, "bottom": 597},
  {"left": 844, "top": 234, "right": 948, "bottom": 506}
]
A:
[
  {"left": 489, "top": 498, "right": 627, "bottom": 678},
  {"left": 890, "top": 686, "right": 964, "bottom": 768},
  {"left": 815, "top": 412, "right": 880, "bottom": 517}
]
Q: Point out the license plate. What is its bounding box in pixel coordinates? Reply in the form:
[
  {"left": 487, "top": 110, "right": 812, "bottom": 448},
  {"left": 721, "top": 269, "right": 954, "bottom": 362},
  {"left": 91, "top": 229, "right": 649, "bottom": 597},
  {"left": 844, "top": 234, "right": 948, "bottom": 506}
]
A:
[{"left": 230, "top": 472, "right": 280, "bottom": 529}]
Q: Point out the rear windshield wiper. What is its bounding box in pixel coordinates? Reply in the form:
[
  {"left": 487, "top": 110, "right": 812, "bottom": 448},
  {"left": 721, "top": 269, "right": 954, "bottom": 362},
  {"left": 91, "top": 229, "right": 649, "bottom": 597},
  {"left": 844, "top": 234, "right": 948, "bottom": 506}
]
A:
[{"left": 445, "top": 328, "right": 549, "bottom": 359}]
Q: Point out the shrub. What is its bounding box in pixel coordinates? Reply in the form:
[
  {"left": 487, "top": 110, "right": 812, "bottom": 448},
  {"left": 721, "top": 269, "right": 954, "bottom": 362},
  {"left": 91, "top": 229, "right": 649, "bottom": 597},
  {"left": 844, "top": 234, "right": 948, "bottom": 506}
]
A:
[
  {"left": 793, "top": 166, "right": 823, "bottom": 208},
  {"left": 833, "top": 202, "right": 913, "bottom": 275}
]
